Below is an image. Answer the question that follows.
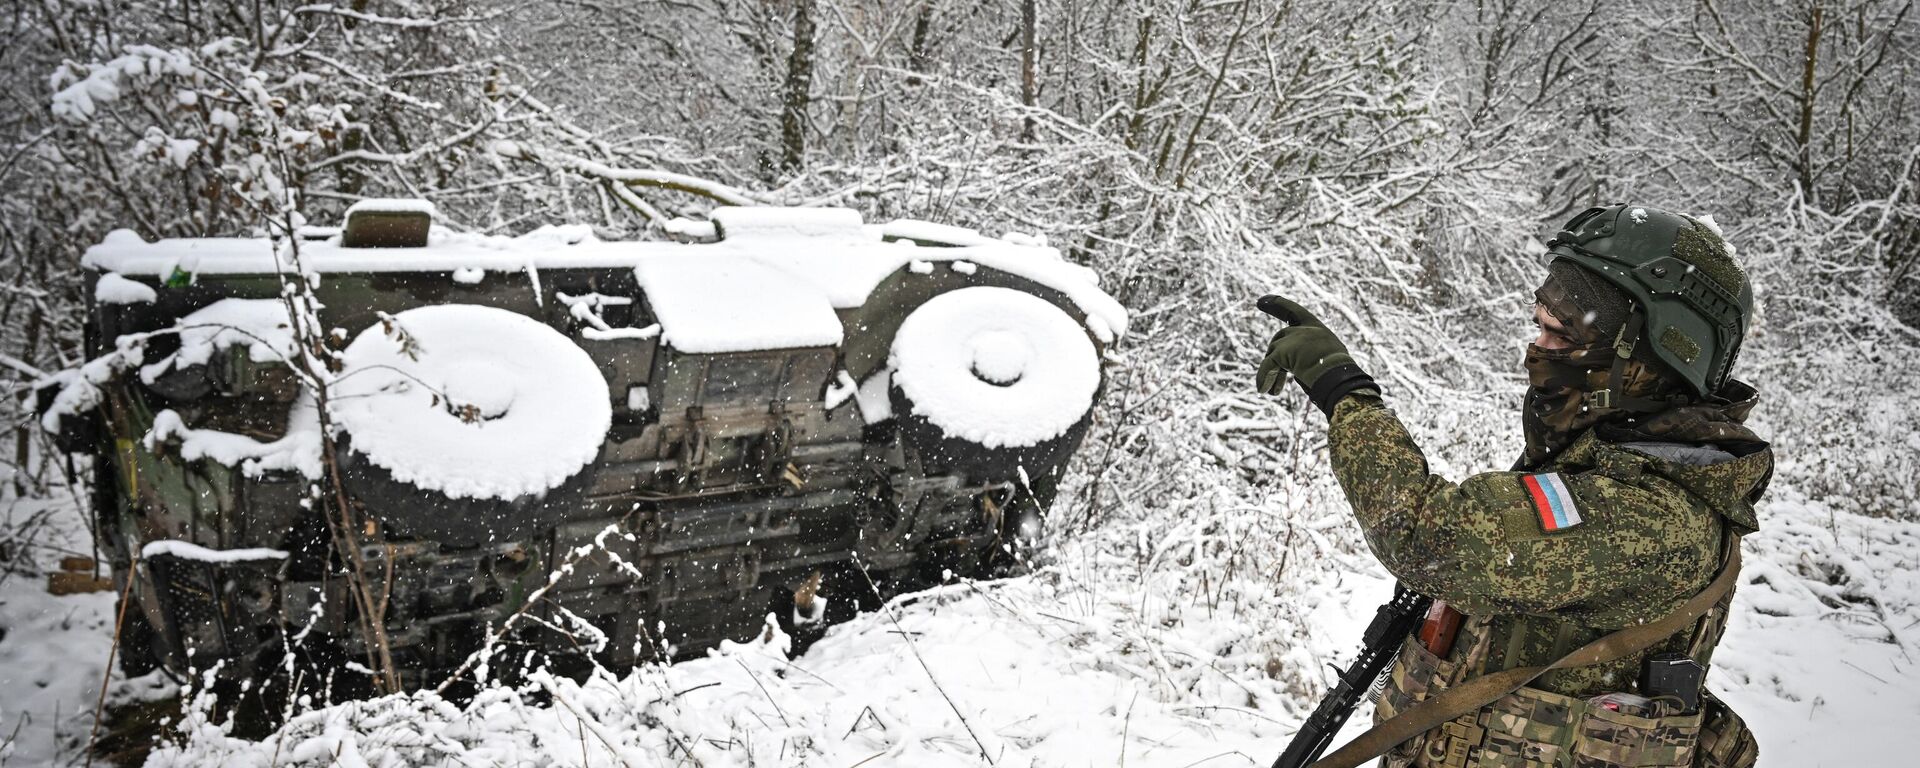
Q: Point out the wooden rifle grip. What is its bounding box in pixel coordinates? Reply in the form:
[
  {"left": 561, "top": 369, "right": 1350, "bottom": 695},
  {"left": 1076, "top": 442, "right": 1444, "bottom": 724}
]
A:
[{"left": 1418, "top": 601, "right": 1463, "bottom": 657}]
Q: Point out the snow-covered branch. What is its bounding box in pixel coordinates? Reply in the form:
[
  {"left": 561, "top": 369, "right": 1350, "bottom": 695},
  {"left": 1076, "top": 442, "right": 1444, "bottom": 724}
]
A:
[{"left": 490, "top": 140, "right": 760, "bottom": 208}]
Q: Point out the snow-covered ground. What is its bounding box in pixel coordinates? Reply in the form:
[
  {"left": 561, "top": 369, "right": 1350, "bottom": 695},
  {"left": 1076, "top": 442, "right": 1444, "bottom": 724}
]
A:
[
  {"left": 0, "top": 495, "right": 121, "bottom": 767},
  {"left": 3, "top": 456, "right": 1915, "bottom": 766}
]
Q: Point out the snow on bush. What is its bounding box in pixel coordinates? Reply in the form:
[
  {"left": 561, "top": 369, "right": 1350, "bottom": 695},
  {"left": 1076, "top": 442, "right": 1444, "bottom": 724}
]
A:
[
  {"left": 1703, "top": 493, "right": 1920, "bottom": 765},
  {"left": 330, "top": 305, "right": 612, "bottom": 500},
  {"left": 112, "top": 491, "right": 1920, "bottom": 768},
  {"left": 137, "top": 562, "right": 1379, "bottom": 767},
  {"left": 890, "top": 287, "right": 1101, "bottom": 448}
]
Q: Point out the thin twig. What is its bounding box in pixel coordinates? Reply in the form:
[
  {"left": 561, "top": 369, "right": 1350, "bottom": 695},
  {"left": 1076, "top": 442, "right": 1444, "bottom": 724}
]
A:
[
  {"left": 538, "top": 674, "right": 643, "bottom": 768},
  {"left": 735, "top": 658, "right": 792, "bottom": 728},
  {"left": 851, "top": 557, "right": 994, "bottom": 764},
  {"left": 84, "top": 552, "right": 139, "bottom": 768}
]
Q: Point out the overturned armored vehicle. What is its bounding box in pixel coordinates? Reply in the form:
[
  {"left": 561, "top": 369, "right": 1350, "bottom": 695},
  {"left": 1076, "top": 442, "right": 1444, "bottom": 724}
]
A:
[{"left": 41, "top": 203, "right": 1126, "bottom": 691}]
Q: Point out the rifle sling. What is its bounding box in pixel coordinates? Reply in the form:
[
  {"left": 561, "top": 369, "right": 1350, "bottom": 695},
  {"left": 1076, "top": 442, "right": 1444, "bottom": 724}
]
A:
[{"left": 1307, "top": 544, "right": 1742, "bottom": 768}]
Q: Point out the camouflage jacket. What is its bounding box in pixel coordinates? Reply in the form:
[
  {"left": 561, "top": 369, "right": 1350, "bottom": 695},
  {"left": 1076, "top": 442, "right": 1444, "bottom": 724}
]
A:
[{"left": 1327, "top": 392, "right": 1770, "bottom": 696}]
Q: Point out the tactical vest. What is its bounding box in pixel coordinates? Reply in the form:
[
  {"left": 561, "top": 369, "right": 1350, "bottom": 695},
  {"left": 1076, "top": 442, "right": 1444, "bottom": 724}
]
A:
[
  {"left": 1372, "top": 553, "right": 1759, "bottom": 768},
  {"left": 1356, "top": 418, "right": 1769, "bottom": 768}
]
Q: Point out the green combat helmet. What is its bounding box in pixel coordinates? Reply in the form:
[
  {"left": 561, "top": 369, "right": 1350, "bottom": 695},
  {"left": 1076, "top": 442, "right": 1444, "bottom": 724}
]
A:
[{"left": 1545, "top": 203, "right": 1753, "bottom": 403}]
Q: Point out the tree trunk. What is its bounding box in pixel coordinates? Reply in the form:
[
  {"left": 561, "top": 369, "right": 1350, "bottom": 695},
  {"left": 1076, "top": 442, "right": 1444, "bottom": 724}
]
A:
[
  {"left": 1020, "top": 0, "right": 1038, "bottom": 141},
  {"left": 780, "top": 0, "right": 818, "bottom": 174},
  {"left": 1796, "top": 2, "right": 1824, "bottom": 202},
  {"left": 908, "top": 1, "right": 936, "bottom": 85},
  {"left": 13, "top": 307, "right": 41, "bottom": 496}
]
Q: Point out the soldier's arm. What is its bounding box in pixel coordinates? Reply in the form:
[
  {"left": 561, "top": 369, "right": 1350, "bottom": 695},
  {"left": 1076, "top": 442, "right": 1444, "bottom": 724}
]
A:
[{"left": 1325, "top": 394, "right": 1714, "bottom": 616}]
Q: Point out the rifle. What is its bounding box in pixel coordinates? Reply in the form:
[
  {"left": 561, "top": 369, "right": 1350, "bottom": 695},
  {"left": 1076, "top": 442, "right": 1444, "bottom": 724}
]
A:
[{"left": 1271, "top": 583, "right": 1432, "bottom": 768}]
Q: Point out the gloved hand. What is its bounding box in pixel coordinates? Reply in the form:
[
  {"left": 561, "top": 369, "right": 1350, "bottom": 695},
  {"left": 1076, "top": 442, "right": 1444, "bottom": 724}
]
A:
[{"left": 1256, "top": 295, "right": 1380, "bottom": 415}]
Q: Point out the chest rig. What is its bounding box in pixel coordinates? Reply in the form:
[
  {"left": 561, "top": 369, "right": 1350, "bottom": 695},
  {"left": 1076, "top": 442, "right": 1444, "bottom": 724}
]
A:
[{"left": 1370, "top": 533, "right": 1743, "bottom": 768}]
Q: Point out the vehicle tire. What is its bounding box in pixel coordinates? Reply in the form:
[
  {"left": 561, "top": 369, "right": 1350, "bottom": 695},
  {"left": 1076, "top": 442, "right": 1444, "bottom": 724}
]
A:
[
  {"left": 336, "top": 444, "right": 607, "bottom": 546},
  {"left": 887, "top": 287, "right": 1101, "bottom": 485},
  {"left": 330, "top": 305, "right": 613, "bottom": 546}
]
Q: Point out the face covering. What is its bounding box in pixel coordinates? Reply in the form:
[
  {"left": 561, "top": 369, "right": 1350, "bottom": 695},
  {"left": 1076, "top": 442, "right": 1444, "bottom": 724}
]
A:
[
  {"left": 1521, "top": 342, "right": 1611, "bottom": 468},
  {"left": 1519, "top": 340, "right": 1685, "bottom": 469}
]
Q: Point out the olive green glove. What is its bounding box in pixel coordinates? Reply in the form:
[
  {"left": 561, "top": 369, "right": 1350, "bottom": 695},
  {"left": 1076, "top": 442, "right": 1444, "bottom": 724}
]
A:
[{"left": 1255, "top": 294, "right": 1380, "bottom": 415}]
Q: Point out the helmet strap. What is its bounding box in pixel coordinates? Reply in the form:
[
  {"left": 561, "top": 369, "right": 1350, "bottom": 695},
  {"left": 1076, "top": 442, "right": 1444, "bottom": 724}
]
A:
[{"left": 1589, "top": 306, "right": 1674, "bottom": 414}]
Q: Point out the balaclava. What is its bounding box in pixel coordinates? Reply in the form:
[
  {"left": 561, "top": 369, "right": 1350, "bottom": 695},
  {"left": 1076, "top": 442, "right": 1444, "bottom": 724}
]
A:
[{"left": 1519, "top": 260, "right": 1690, "bottom": 468}]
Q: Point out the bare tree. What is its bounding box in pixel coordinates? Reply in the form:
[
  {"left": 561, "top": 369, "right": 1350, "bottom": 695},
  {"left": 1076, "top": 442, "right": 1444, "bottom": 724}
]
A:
[
  {"left": 782, "top": 0, "right": 820, "bottom": 173},
  {"left": 1663, "top": 0, "right": 1916, "bottom": 208},
  {"left": 1020, "top": 0, "right": 1038, "bottom": 141}
]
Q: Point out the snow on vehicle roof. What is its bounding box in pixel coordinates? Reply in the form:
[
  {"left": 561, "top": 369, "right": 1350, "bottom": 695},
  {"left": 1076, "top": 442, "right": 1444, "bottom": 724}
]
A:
[
  {"left": 93, "top": 272, "right": 156, "bottom": 304},
  {"left": 139, "top": 298, "right": 296, "bottom": 384},
  {"left": 81, "top": 207, "right": 1131, "bottom": 347},
  {"left": 879, "top": 219, "right": 998, "bottom": 247},
  {"left": 633, "top": 256, "right": 843, "bottom": 353},
  {"left": 710, "top": 205, "right": 863, "bottom": 240},
  {"left": 345, "top": 197, "right": 438, "bottom": 216}
]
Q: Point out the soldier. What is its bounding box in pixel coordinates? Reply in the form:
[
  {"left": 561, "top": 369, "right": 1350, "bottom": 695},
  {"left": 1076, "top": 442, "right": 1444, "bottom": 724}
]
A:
[{"left": 1257, "top": 204, "right": 1766, "bottom": 768}]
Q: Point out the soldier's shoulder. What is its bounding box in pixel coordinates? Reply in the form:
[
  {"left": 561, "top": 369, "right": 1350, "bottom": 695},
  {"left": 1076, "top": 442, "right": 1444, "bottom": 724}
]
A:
[
  {"left": 1475, "top": 455, "right": 1716, "bottom": 546},
  {"left": 1605, "top": 440, "right": 1769, "bottom": 535}
]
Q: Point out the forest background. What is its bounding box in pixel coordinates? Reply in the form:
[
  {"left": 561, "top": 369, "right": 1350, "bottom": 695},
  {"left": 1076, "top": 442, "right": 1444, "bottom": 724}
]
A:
[{"left": 1, "top": 1, "right": 1916, "bottom": 765}]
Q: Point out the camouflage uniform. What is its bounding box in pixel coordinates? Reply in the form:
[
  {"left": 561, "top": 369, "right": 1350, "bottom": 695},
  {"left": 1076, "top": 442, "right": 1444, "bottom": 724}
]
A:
[{"left": 1327, "top": 389, "right": 1770, "bottom": 767}]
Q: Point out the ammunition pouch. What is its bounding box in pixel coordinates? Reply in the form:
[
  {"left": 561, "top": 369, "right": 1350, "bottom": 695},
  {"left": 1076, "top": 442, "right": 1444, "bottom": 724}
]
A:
[
  {"left": 1377, "top": 634, "right": 1455, "bottom": 768},
  {"left": 1377, "top": 633, "right": 1755, "bottom": 768},
  {"left": 1694, "top": 691, "right": 1759, "bottom": 768}
]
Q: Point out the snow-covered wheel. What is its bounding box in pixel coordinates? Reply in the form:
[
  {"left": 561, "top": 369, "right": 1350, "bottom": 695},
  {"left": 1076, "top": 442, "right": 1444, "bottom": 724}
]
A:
[
  {"left": 887, "top": 286, "right": 1101, "bottom": 483},
  {"left": 331, "top": 305, "right": 612, "bottom": 545}
]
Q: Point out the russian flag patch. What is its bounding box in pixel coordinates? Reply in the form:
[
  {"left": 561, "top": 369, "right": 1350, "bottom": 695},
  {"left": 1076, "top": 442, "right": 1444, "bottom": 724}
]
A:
[{"left": 1522, "top": 473, "right": 1584, "bottom": 533}]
